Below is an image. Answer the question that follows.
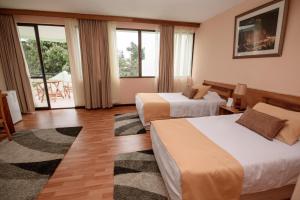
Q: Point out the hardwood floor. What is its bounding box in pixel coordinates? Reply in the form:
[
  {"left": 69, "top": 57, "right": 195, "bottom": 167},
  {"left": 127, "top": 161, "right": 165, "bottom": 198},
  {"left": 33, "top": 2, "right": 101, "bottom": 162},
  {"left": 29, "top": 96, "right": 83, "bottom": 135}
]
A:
[{"left": 15, "top": 106, "right": 152, "bottom": 200}]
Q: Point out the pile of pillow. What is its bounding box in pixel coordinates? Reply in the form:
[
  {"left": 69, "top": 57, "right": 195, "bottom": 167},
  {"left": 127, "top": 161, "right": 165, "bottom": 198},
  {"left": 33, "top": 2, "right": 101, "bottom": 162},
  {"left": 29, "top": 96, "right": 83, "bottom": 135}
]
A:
[
  {"left": 182, "top": 85, "right": 211, "bottom": 99},
  {"left": 236, "top": 102, "right": 300, "bottom": 145}
]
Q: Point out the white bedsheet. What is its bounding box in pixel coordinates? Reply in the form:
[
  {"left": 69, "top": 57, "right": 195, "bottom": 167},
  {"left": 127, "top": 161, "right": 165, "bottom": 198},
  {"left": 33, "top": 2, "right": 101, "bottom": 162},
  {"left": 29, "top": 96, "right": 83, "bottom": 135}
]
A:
[
  {"left": 136, "top": 92, "right": 225, "bottom": 127},
  {"left": 151, "top": 114, "right": 300, "bottom": 199}
]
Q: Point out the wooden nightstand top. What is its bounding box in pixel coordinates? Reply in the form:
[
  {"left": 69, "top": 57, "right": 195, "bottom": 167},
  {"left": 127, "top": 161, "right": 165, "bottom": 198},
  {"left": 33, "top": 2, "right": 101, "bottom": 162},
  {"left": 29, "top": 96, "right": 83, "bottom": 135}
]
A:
[{"left": 219, "top": 104, "right": 244, "bottom": 115}]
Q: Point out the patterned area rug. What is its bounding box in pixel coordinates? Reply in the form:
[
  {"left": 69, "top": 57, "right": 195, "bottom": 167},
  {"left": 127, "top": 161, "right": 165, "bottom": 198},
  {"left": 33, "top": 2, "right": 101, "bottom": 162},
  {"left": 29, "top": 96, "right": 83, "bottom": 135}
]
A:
[
  {"left": 114, "top": 112, "right": 146, "bottom": 136},
  {"left": 114, "top": 149, "right": 168, "bottom": 200},
  {"left": 0, "top": 126, "right": 82, "bottom": 200}
]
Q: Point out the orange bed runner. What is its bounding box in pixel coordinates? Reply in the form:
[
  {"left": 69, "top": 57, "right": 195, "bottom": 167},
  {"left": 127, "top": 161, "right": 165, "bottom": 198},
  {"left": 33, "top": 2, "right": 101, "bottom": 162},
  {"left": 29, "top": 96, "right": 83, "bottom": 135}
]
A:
[
  {"left": 152, "top": 119, "right": 244, "bottom": 200},
  {"left": 137, "top": 93, "right": 170, "bottom": 123}
]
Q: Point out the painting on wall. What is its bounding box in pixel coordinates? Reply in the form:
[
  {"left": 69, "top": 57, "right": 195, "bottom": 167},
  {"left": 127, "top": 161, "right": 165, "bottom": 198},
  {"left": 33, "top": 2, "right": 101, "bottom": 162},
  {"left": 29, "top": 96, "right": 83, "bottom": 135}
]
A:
[{"left": 233, "top": 0, "right": 289, "bottom": 59}]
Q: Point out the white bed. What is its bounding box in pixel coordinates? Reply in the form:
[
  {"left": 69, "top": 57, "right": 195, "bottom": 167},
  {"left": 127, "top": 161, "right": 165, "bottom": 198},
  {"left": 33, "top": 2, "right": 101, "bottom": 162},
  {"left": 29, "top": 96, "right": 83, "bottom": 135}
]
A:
[
  {"left": 136, "top": 91, "right": 226, "bottom": 128},
  {"left": 150, "top": 114, "right": 300, "bottom": 200}
]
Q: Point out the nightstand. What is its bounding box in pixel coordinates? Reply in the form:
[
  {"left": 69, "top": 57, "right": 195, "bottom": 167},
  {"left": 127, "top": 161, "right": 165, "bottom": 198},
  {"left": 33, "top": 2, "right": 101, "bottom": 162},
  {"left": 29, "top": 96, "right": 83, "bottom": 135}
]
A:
[{"left": 218, "top": 104, "right": 244, "bottom": 115}]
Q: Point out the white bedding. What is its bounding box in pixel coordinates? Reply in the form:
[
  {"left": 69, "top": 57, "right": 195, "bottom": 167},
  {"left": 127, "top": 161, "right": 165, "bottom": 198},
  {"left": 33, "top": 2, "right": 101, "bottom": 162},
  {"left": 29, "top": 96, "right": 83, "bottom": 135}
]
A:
[
  {"left": 136, "top": 91, "right": 225, "bottom": 127},
  {"left": 150, "top": 114, "right": 300, "bottom": 200}
]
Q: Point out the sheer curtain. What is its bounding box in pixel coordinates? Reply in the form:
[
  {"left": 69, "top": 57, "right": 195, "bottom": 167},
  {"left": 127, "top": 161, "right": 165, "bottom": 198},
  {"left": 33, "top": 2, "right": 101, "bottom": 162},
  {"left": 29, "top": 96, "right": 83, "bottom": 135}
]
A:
[
  {"left": 153, "top": 30, "right": 160, "bottom": 91},
  {"left": 64, "top": 19, "right": 85, "bottom": 107},
  {"left": 173, "top": 29, "right": 194, "bottom": 92},
  {"left": 108, "top": 22, "right": 120, "bottom": 104}
]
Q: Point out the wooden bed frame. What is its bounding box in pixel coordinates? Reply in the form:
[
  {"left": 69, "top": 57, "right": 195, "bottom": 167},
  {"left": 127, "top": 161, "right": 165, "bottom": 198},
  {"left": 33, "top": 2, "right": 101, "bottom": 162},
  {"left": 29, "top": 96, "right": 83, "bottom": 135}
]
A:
[
  {"left": 203, "top": 80, "right": 300, "bottom": 110},
  {"left": 202, "top": 80, "right": 300, "bottom": 199},
  {"left": 203, "top": 80, "right": 234, "bottom": 99},
  {"left": 241, "top": 184, "right": 295, "bottom": 200}
]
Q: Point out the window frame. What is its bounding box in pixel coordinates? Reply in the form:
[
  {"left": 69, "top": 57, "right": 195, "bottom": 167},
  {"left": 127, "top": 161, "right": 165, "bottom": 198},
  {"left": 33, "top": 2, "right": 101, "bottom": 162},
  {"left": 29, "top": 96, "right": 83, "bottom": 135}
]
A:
[
  {"left": 191, "top": 33, "right": 196, "bottom": 77},
  {"left": 117, "top": 28, "right": 157, "bottom": 78}
]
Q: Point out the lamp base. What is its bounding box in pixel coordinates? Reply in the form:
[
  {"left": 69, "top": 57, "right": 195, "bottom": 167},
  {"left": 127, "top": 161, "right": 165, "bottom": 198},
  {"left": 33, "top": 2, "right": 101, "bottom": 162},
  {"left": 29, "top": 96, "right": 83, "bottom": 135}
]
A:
[{"left": 234, "top": 96, "right": 247, "bottom": 111}]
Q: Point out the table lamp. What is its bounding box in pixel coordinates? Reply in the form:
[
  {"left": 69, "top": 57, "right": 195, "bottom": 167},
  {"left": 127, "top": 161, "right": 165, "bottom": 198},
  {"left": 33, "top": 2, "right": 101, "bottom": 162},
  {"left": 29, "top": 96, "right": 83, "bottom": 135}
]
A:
[{"left": 233, "top": 83, "right": 247, "bottom": 110}]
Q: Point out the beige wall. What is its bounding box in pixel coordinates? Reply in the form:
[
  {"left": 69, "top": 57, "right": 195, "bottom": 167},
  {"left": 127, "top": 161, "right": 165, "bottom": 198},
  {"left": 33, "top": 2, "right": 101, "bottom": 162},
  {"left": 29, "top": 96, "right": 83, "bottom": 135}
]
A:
[
  {"left": 0, "top": 62, "right": 7, "bottom": 90},
  {"left": 192, "top": 0, "right": 300, "bottom": 96},
  {"left": 119, "top": 78, "right": 156, "bottom": 104}
]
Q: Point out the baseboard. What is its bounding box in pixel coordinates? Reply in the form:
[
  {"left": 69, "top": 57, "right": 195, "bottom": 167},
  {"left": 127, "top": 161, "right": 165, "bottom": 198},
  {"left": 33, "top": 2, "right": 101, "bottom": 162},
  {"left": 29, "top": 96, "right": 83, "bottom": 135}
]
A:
[
  {"left": 33, "top": 105, "right": 135, "bottom": 111},
  {"left": 113, "top": 103, "right": 135, "bottom": 107},
  {"left": 75, "top": 106, "right": 85, "bottom": 109}
]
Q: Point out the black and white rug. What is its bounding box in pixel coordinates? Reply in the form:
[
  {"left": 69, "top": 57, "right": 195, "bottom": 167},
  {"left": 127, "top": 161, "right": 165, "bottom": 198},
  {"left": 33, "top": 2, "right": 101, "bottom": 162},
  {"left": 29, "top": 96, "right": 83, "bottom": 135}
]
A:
[
  {"left": 114, "top": 112, "right": 146, "bottom": 136},
  {"left": 114, "top": 149, "right": 168, "bottom": 200},
  {"left": 0, "top": 126, "right": 82, "bottom": 200}
]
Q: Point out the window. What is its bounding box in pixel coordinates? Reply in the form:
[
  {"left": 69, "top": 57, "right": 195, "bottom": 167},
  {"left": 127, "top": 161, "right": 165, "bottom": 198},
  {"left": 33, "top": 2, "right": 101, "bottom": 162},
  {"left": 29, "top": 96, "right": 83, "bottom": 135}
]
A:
[
  {"left": 174, "top": 32, "right": 194, "bottom": 77},
  {"left": 116, "top": 30, "right": 139, "bottom": 77},
  {"left": 116, "top": 29, "right": 159, "bottom": 78}
]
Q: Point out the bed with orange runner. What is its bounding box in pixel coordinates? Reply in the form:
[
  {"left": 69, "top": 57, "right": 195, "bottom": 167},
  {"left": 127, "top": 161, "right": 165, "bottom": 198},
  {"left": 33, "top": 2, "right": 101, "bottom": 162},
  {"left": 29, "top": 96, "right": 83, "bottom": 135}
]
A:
[
  {"left": 135, "top": 92, "right": 225, "bottom": 129},
  {"left": 150, "top": 114, "right": 300, "bottom": 200}
]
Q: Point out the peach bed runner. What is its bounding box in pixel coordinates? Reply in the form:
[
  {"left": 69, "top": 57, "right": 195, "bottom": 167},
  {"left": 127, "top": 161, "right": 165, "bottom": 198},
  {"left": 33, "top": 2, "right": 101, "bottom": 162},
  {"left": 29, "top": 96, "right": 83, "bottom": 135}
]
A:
[
  {"left": 137, "top": 93, "right": 170, "bottom": 123},
  {"left": 152, "top": 119, "right": 244, "bottom": 200}
]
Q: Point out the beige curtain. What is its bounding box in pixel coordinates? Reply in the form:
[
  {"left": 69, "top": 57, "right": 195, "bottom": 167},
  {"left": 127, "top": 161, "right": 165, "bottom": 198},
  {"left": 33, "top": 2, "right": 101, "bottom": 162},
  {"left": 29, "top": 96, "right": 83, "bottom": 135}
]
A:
[
  {"left": 79, "top": 19, "right": 112, "bottom": 109},
  {"left": 158, "top": 25, "right": 174, "bottom": 92},
  {"left": 0, "top": 15, "right": 35, "bottom": 113}
]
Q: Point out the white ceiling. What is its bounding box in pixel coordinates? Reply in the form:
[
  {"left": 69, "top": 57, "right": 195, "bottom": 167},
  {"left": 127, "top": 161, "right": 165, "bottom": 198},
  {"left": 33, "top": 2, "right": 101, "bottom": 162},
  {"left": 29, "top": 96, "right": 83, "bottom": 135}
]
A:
[{"left": 0, "top": 0, "right": 246, "bottom": 23}]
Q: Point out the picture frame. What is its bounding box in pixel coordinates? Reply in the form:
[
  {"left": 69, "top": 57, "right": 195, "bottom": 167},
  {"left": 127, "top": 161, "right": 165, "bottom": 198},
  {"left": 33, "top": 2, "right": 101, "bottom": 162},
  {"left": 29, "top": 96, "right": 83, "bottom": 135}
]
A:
[{"left": 233, "top": 0, "right": 289, "bottom": 59}]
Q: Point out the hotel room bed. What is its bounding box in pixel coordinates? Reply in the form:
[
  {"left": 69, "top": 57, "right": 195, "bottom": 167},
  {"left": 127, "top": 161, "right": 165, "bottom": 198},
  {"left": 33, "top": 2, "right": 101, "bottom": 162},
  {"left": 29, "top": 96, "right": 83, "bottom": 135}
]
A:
[
  {"left": 150, "top": 114, "right": 300, "bottom": 200},
  {"left": 136, "top": 91, "right": 226, "bottom": 128}
]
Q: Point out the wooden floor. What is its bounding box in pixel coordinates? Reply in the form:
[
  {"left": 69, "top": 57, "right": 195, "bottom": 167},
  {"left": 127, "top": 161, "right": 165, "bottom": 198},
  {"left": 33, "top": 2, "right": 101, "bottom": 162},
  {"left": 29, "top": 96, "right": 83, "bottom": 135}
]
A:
[{"left": 15, "top": 106, "right": 152, "bottom": 200}]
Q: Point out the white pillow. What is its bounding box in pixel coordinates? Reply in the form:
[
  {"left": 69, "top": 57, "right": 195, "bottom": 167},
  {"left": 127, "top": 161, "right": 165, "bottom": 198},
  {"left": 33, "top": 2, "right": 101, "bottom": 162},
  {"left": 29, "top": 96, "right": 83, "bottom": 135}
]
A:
[{"left": 203, "top": 91, "right": 222, "bottom": 101}]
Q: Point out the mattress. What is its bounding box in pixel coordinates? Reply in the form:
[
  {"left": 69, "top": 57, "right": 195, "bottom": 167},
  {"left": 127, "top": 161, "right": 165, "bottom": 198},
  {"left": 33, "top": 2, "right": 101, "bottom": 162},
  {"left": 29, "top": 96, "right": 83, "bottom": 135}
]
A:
[
  {"left": 136, "top": 91, "right": 225, "bottom": 128},
  {"left": 150, "top": 114, "right": 300, "bottom": 200}
]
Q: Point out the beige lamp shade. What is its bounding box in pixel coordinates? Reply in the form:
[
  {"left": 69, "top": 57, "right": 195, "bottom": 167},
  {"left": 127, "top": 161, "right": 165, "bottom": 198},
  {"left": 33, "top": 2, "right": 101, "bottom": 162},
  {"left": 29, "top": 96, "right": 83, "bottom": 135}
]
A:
[{"left": 234, "top": 83, "right": 247, "bottom": 96}]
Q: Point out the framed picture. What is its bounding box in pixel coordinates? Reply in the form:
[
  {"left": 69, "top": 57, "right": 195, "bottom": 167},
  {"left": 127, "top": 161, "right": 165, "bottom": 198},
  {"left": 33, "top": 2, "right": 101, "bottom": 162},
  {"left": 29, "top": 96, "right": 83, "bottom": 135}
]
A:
[{"left": 233, "top": 0, "right": 289, "bottom": 59}]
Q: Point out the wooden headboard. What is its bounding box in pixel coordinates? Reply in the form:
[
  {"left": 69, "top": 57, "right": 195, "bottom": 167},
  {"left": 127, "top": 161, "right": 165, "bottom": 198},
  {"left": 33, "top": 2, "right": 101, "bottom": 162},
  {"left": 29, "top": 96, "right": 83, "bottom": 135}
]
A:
[
  {"left": 247, "top": 88, "right": 300, "bottom": 112},
  {"left": 203, "top": 80, "right": 300, "bottom": 111},
  {"left": 203, "top": 80, "right": 234, "bottom": 99}
]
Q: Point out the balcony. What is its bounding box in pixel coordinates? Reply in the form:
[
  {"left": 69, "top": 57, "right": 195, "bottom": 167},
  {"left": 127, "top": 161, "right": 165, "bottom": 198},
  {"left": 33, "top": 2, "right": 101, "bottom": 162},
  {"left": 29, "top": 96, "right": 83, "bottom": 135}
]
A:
[{"left": 31, "top": 71, "right": 75, "bottom": 109}]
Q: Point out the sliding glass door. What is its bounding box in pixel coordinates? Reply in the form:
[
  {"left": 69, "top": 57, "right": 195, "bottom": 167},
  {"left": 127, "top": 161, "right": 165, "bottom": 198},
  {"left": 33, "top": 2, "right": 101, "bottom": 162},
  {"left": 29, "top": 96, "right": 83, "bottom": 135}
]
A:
[
  {"left": 18, "top": 25, "right": 49, "bottom": 109},
  {"left": 18, "top": 24, "right": 75, "bottom": 109}
]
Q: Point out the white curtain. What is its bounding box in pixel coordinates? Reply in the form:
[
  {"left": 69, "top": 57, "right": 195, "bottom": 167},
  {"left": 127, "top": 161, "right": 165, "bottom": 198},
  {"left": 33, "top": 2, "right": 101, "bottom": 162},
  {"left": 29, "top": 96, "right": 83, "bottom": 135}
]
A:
[
  {"left": 153, "top": 30, "right": 160, "bottom": 91},
  {"left": 173, "top": 29, "right": 194, "bottom": 92},
  {"left": 152, "top": 31, "right": 160, "bottom": 77},
  {"left": 108, "top": 22, "right": 120, "bottom": 104},
  {"left": 64, "top": 19, "right": 85, "bottom": 106}
]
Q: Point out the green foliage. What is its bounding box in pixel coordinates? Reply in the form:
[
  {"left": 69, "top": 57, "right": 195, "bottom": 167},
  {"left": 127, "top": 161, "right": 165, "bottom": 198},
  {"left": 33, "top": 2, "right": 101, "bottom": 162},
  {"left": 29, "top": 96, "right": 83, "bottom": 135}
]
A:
[
  {"left": 41, "top": 41, "right": 70, "bottom": 76},
  {"left": 21, "top": 40, "right": 70, "bottom": 78},
  {"left": 119, "top": 42, "right": 145, "bottom": 77},
  {"left": 21, "top": 40, "right": 41, "bottom": 76},
  {"left": 22, "top": 39, "right": 144, "bottom": 78}
]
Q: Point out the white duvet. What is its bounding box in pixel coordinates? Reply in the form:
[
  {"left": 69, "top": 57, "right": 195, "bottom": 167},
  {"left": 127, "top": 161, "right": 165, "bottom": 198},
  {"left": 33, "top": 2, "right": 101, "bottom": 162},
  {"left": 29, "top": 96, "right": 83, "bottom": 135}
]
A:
[
  {"left": 136, "top": 91, "right": 225, "bottom": 127},
  {"left": 151, "top": 114, "right": 300, "bottom": 200}
]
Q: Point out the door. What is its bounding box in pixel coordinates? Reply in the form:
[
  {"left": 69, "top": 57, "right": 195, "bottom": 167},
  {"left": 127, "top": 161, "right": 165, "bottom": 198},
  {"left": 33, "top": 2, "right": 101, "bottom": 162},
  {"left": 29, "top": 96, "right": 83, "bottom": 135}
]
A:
[{"left": 18, "top": 24, "right": 75, "bottom": 109}]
